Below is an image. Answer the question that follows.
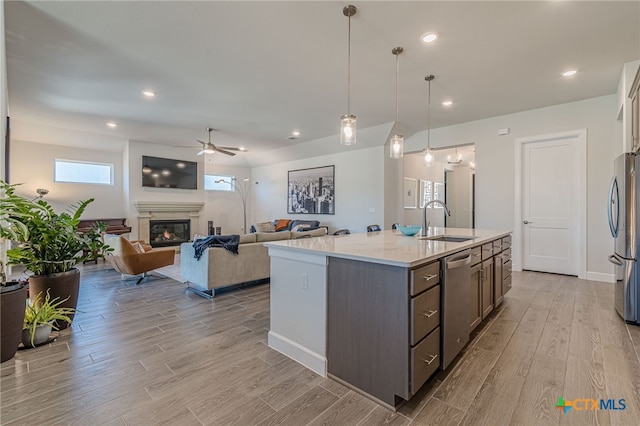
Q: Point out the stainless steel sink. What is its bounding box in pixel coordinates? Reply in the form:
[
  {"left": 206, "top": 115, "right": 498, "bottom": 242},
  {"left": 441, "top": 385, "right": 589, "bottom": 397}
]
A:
[{"left": 420, "top": 235, "right": 475, "bottom": 243}]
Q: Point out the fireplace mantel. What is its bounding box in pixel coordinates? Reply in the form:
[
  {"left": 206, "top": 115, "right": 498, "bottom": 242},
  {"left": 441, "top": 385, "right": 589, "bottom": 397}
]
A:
[
  {"left": 134, "top": 201, "right": 204, "bottom": 213},
  {"left": 134, "top": 201, "right": 204, "bottom": 244}
]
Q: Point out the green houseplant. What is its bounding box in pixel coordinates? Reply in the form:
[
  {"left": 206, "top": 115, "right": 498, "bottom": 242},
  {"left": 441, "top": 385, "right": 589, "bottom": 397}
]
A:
[
  {"left": 0, "top": 261, "right": 28, "bottom": 362},
  {"left": 22, "top": 290, "right": 75, "bottom": 347},
  {"left": 0, "top": 180, "right": 109, "bottom": 329}
]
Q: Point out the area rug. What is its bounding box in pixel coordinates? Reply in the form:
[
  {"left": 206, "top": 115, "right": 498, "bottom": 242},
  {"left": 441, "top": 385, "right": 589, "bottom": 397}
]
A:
[{"left": 155, "top": 254, "right": 185, "bottom": 283}]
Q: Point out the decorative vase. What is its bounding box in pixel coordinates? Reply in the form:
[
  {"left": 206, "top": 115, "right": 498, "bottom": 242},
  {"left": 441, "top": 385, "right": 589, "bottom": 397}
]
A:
[
  {"left": 29, "top": 268, "right": 80, "bottom": 330},
  {"left": 0, "top": 283, "right": 28, "bottom": 362},
  {"left": 21, "top": 324, "right": 53, "bottom": 348}
]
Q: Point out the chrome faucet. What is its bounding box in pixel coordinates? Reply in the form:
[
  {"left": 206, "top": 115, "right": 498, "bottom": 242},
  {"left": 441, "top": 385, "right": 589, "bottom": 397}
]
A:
[{"left": 422, "top": 200, "right": 452, "bottom": 236}]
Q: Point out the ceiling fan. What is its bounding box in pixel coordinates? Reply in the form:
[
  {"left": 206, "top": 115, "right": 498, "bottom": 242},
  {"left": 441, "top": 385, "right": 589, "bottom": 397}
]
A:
[{"left": 195, "top": 127, "right": 248, "bottom": 156}]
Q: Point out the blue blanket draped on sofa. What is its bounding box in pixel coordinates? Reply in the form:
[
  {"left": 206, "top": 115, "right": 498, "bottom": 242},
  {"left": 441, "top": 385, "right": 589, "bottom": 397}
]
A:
[{"left": 193, "top": 235, "right": 240, "bottom": 260}]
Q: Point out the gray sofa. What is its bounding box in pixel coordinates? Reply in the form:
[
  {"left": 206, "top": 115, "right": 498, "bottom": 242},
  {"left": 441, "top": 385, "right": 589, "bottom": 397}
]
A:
[{"left": 180, "top": 227, "right": 327, "bottom": 298}]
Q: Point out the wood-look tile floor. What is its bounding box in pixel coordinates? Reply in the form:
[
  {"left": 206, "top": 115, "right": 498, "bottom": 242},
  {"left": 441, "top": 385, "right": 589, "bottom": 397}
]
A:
[{"left": 2, "top": 264, "right": 639, "bottom": 425}]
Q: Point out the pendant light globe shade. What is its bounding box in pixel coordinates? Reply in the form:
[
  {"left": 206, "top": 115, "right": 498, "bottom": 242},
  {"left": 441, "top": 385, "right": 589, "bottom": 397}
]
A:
[
  {"left": 390, "top": 135, "right": 404, "bottom": 159},
  {"left": 340, "top": 114, "right": 357, "bottom": 145},
  {"left": 424, "top": 148, "right": 435, "bottom": 167}
]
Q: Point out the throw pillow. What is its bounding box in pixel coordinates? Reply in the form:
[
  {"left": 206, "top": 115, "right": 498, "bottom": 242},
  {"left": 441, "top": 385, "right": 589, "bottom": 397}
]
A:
[
  {"left": 254, "top": 221, "right": 276, "bottom": 233},
  {"left": 131, "top": 241, "right": 145, "bottom": 253},
  {"left": 275, "top": 219, "right": 291, "bottom": 232},
  {"left": 291, "top": 224, "right": 311, "bottom": 232}
]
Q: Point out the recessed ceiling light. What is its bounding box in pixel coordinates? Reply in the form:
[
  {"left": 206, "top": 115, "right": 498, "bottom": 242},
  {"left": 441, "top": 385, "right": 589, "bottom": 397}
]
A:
[
  {"left": 420, "top": 32, "right": 438, "bottom": 43},
  {"left": 562, "top": 69, "right": 577, "bottom": 77},
  {"left": 106, "top": 121, "right": 117, "bottom": 128},
  {"left": 292, "top": 130, "right": 301, "bottom": 137},
  {"left": 142, "top": 90, "right": 156, "bottom": 98},
  {"left": 442, "top": 101, "right": 453, "bottom": 107}
]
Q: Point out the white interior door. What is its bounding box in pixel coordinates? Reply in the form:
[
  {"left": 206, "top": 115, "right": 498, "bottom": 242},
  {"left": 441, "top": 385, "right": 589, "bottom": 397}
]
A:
[{"left": 522, "top": 136, "right": 579, "bottom": 275}]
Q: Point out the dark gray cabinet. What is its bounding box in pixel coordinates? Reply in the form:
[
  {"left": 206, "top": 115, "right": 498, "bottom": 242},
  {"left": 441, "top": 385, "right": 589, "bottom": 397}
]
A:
[
  {"left": 481, "top": 257, "right": 494, "bottom": 318},
  {"left": 327, "top": 256, "right": 440, "bottom": 409},
  {"left": 469, "top": 246, "right": 482, "bottom": 333},
  {"left": 502, "top": 236, "right": 513, "bottom": 295}
]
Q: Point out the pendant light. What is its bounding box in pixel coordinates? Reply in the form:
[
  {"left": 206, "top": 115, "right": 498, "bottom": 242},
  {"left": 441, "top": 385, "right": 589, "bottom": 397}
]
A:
[
  {"left": 340, "top": 5, "right": 357, "bottom": 146},
  {"left": 424, "top": 74, "right": 435, "bottom": 167},
  {"left": 390, "top": 47, "right": 404, "bottom": 159},
  {"left": 447, "top": 148, "right": 463, "bottom": 164}
]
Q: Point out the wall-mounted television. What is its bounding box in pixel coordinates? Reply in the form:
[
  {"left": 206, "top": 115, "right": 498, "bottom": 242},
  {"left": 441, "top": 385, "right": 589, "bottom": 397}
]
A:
[{"left": 142, "top": 156, "right": 197, "bottom": 189}]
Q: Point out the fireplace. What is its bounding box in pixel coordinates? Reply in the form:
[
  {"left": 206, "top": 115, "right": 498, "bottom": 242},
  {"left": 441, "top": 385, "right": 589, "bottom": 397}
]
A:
[{"left": 149, "top": 219, "right": 190, "bottom": 248}]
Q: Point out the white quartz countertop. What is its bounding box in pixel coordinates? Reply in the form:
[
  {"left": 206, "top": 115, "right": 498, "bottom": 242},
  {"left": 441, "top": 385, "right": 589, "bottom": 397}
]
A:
[{"left": 264, "top": 227, "right": 511, "bottom": 267}]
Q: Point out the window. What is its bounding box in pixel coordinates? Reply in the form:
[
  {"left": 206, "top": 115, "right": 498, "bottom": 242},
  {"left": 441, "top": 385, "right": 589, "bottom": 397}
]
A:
[
  {"left": 54, "top": 159, "right": 113, "bottom": 185},
  {"left": 204, "top": 174, "right": 235, "bottom": 191}
]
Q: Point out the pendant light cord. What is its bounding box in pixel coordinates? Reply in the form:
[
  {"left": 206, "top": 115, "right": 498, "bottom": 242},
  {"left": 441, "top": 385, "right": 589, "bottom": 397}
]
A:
[
  {"left": 426, "top": 75, "right": 434, "bottom": 150},
  {"left": 347, "top": 14, "right": 351, "bottom": 115},
  {"left": 395, "top": 52, "right": 399, "bottom": 134}
]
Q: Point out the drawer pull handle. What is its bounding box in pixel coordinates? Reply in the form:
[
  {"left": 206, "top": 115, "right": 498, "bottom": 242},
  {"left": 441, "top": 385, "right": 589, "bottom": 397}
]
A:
[
  {"left": 422, "top": 274, "right": 437, "bottom": 281},
  {"left": 472, "top": 253, "right": 481, "bottom": 257},
  {"left": 422, "top": 354, "right": 438, "bottom": 365},
  {"left": 421, "top": 309, "right": 438, "bottom": 318}
]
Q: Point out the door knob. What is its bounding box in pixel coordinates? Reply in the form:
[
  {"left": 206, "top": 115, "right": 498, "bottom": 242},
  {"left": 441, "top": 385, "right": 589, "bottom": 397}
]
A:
[{"left": 523, "top": 220, "right": 533, "bottom": 224}]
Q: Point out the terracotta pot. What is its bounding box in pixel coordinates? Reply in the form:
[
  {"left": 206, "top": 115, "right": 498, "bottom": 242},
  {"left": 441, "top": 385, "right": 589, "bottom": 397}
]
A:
[
  {"left": 21, "top": 324, "right": 53, "bottom": 348},
  {"left": 29, "top": 268, "right": 80, "bottom": 330},
  {"left": 0, "top": 284, "right": 28, "bottom": 363}
]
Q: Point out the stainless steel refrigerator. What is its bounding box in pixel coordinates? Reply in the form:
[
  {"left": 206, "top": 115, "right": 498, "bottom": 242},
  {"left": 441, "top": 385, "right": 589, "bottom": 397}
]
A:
[{"left": 608, "top": 152, "right": 640, "bottom": 324}]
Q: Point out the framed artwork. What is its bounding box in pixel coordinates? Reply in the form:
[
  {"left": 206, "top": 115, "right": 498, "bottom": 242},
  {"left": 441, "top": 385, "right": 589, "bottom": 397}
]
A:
[
  {"left": 434, "top": 182, "right": 445, "bottom": 206},
  {"left": 404, "top": 177, "right": 417, "bottom": 209},
  {"left": 419, "top": 180, "right": 432, "bottom": 208},
  {"left": 287, "top": 165, "right": 335, "bottom": 214}
]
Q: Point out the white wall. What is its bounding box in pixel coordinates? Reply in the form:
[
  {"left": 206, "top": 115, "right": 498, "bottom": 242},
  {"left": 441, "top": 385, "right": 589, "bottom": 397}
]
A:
[
  {"left": 10, "top": 140, "right": 126, "bottom": 219},
  {"left": 203, "top": 161, "right": 253, "bottom": 235},
  {"left": 252, "top": 146, "right": 384, "bottom": 235},
  {"left": 405, "top": 94, "right": 618, "bottom": 278},
  {"left": 402, "top": 153, "right": 446, "bottom": 228}
]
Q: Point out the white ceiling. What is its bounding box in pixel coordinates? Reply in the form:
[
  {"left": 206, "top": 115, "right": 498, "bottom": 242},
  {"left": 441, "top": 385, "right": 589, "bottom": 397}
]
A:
[{"left": 5, "top": 1, "right": 640, "bottom": 166}]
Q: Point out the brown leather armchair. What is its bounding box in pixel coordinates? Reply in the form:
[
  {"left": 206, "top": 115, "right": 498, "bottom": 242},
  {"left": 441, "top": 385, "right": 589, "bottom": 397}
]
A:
[{"left": 103, "top": 235, "right": 175, "bottom": 284}]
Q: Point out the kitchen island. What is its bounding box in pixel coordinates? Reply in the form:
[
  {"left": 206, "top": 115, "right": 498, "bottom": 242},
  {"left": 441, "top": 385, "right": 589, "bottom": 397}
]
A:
[{"left": 264, "top": 227, "right": 511, "bottom": 409}]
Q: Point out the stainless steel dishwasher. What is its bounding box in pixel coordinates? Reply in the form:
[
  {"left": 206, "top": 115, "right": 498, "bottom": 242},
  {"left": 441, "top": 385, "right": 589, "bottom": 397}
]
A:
[{"left": 441, "top": 249, "right": 471, "bottom": 369}]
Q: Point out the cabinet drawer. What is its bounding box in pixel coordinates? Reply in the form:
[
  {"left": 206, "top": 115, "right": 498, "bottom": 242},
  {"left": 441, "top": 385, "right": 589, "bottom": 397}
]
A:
[
  {"left": 502, "top": 235, "right": 512, "bottom": 249},
  {"left": 504, "top": 274, "right": 512, "bottom": 294},
  {"left": 411, "top": 327, "right": 440, "bottom": 395},
  {"left": 503, "top": 247, "right": 512, "bottom": 260},
  {"left": 470, "top": 246, "right": 482, "bottom": 266},
  {"left": 481, "top": 243, "right": 494, "bottom": 261},
  {"left": 492, "top": 239, "right": 503, "bottom": 253},
  {"left": 411, "top": 285, "right": 440, "bottom": 345},
  {"left": 410, "top": 261, "right": 440, "bottom": 296},
  {"left": 504, "top": 259, "right": 512, "bottom": 278}
]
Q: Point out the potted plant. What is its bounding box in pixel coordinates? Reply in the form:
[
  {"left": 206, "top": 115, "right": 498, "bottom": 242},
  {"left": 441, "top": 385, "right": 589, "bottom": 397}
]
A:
[
  {"left": 0, "top": 261, "right": 28, "bottom": 362},
  {"left": 0, "top": 181, "right": 109, "bottom": 329},
  {"left": 22, "top": 290, "right": 74, "bottom": 348}
]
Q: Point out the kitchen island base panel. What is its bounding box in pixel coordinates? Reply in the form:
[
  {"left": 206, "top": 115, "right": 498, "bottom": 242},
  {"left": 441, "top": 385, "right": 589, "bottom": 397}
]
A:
[
  {"left": 268, "top": 331, "right": 326, "bottom": 376},
  {"left": 267, "top": 247, "right": 328, "bottom": 376},
  {"left": 327, "top": 257, "right": 410, "bottom": 407}
]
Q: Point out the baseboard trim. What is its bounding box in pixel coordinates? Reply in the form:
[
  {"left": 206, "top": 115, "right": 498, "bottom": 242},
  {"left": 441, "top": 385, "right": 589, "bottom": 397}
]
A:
[
  {"left": 586, "top": 271, "right": 615, "bottom": 283},
  {"left": 268, "top": 330, "right": 326, "bottom": 377}
]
